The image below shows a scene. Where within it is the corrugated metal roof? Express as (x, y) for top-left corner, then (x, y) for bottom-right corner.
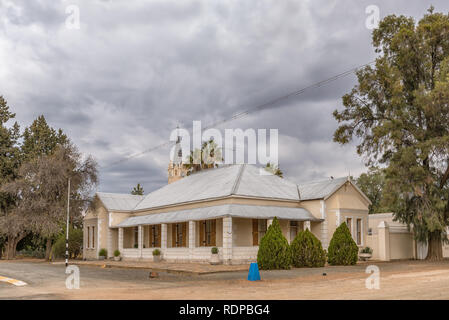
(297, 177), (348, 200)
(97, 165), (358, 212)
(117, 204), (321, 227)
(96, 192), (145, 211)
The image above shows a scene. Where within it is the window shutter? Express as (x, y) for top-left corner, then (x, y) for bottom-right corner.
(157, 225), (161, 247)
(211, 219), (216, 246)
(182, 222), (187, 247)
(148, 226), (153, 247)
(252, 219), (258, 246)
(172, 224), (176, 247)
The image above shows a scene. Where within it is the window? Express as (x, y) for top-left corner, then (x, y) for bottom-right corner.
(346, 218), (352, 239)
(172, 223), (187, 247)
(149, 225), (161, 247)
(289, 221), (298, 242)
(91, 226), (95, 249)
(134, 227), (139, 248)
(87, 226), (90, 249)
(200, 220), (216, 246)
(356, 219), (362, 245)
(252, 219), (267, 245)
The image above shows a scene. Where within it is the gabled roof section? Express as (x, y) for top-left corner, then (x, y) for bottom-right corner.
(96, 192), (145, 211)
(297, 176), (372, 204)
(297, 177), (348, 200)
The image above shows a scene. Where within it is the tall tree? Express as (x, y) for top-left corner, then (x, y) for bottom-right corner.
(183, 139), (222, 174)
(22, 115), (67, 160)
(333, 8), (449, 260)
(0, 96), (22, 259)
(356, 167), (391, 214)
(131, 183), (144, 195)
(2, 143), (98, 260)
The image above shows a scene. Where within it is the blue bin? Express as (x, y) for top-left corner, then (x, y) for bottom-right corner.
(247, 262), (261, 281)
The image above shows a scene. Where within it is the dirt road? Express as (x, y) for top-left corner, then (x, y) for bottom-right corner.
(0, 259), (448, 299)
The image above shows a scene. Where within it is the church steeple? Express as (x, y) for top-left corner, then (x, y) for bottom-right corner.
(168, 126), (188, 184)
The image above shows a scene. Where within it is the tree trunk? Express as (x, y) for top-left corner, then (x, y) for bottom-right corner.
(6, 237), (16, 259)
(45, 238), (52, 261)
(426, 231), (443, 261)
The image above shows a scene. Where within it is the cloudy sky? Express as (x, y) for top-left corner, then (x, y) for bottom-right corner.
(1, 0), (449, 194)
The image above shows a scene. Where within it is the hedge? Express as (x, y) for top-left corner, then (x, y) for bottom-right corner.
(290, 229), (326, 267)
(327, 223), (358, 265)
(257, 217), (291, 270)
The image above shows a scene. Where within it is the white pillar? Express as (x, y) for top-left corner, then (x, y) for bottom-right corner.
(107, 228), (113, 258)
(378, 221), (390, 261)
(118, 227), (124, 253)
(189, 221), (196, 261)
(138, 225), (143, 258)
(222, 217), (233, 265)
(320, 200), (328, 249)
(304, 221), (311, 231)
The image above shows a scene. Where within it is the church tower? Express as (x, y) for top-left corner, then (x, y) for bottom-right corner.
(168, 134), (188, 184)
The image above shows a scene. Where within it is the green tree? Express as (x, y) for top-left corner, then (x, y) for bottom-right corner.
(290, 229), (326, 268)
(2, 143), (98, 260)
(131, 183), (144, 195)
(356, 167), (392, 214)
(264, 162), (283, 178)
(333, 8), (449, 260)
(0, 96), (23, 259)
(21, 115), (67, 160)
(183, 139), (223, 174)
(257, 217), (291, 270)
(327, 223), (359, 266)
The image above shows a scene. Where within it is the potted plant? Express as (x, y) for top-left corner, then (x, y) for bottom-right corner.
(152, 249), (161, 262)
(113, 249), (121, 261)
(359, 247), (373, 261)
(210, 247), (220, 265)
(99, 248), (107, 260)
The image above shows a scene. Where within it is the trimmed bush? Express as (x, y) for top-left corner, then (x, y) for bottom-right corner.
(211, 247), (218, 254)
(99, 248), (107, 257)
(257, 217), (291, 270)
(152, 249), (161, 256)
(290, 229), (326, 268)
(327, 223), (358, 265)
(114, 249), (120, 257)
(52, 227), (83, 259)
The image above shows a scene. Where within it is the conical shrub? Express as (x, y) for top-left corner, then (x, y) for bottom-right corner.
(327, 223), (358, 265)
(257, 217), (291, 270)
(290, 229), (326, 268)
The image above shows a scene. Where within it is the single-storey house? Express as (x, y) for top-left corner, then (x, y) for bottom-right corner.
(83, 162), (372, 264)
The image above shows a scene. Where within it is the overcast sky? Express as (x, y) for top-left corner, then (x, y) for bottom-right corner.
(1, 0), (449, 194)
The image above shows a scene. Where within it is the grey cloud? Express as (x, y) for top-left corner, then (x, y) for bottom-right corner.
(2, 0), (449, 194)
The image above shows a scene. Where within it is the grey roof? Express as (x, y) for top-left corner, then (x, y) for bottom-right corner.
(96, 192), (145, 211)
(134, 164), (300, 210)
(97, 164), (364, 212)
(117, 204), (321, 227)
(297, 177), (348, 200)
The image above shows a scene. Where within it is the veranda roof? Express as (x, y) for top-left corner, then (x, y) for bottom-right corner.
(116, 204), (321, 228)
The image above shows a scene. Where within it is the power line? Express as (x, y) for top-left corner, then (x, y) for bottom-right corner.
(103, 60), (376, 169)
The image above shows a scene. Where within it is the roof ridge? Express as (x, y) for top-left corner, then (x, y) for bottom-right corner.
(298, 176), (347, 186)
(231, 164), (245, 195)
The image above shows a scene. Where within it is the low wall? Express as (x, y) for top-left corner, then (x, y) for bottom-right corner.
(120, 246), (257, 264)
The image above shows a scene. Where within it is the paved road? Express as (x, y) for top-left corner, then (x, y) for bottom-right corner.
(1, 259), (449, 299)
